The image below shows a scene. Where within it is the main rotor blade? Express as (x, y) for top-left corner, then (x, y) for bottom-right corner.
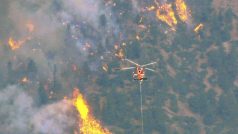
(145, 68), (157, 73)
(141, 62), (157, 67)
(117, 66), (135, 71)
(123, 58), (139, 66)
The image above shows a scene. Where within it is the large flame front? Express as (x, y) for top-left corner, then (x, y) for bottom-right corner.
(175, 0), (190, 22)
(156, 3), (177, 30)
(73, 88), (111, 134)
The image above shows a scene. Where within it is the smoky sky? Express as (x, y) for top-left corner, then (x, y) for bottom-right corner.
(0, 0), (125, 133)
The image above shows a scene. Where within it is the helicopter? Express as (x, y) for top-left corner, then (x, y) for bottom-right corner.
(115, 58), (157, 82)
(114, 58), (158, 134)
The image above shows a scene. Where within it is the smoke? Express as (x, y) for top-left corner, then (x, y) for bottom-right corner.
(0, 85), (76, 134)
(32, 100), (76, 134)
(0, 0), (121, 77)
(61, 0), (101, 24)
(0, 0), (149, 133)
(0, 85), (34, 134)
(0, 0), (124, 96)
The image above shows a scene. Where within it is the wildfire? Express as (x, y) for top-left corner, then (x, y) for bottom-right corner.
(156, 3), (177, 30)
(147, 6), (156, 11)
(73, 88), (111, 134)
(8, 36), (31, 50)
(194, 23), (204, 33)
(21, 76), (29, 83)
(8, 21), (34, 50)
(8, 37), (23, 50)
(175, 0), (190, 22)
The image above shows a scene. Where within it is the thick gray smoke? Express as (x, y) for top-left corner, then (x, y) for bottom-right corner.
(0, 0), (123, 133)
(0, 85), (76, 134)
(0, 0), (120, 81)
(0, 0), (122, 94)
(0, 0), (161, 133)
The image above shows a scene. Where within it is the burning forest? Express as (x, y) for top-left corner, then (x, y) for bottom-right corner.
(73, 88), (111, 134)
(0, 0), (237, 134)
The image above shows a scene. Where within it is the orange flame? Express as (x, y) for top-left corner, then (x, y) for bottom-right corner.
(73, 88), (111, 134)
(8, 37), (31, 50)
(175, 0), (190, 22)
(156, 3), (177, 30)
(194, 23), (204, 33)
(8, 21), (34, 50)
(8, 37), (23, 50)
